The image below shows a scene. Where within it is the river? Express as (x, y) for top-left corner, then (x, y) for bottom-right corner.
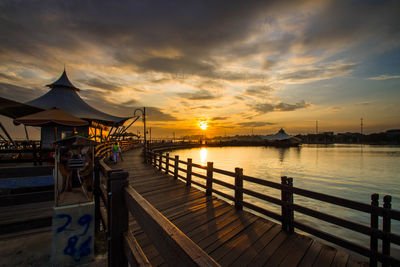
(169, 144), (400, 253)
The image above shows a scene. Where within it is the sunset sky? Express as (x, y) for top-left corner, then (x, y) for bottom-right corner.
(0, 0), (399, 139)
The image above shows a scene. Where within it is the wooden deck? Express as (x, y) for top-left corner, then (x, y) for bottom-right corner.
(115, 148), (367, 267)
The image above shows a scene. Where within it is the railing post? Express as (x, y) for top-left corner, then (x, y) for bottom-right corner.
(206, 162), (213, 196)
(174, 155), (179, 179)
(144, 147), (148, 163)
(153, 152), (156, 167)
(287, 177), (294, 233)
(107, 171), (129, 267)
(165, 153), (170, 174)
(94, 158), (101, 234)
(235, 168), (243, 210)
(158, 152), (162, 171)
(281, 176), (288, 231)
(382, 195), (392, 267)
(370, 193), (379, 267)
(187, 158), (192, 186)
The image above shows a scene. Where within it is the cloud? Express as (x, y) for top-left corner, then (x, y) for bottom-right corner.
(356, 102), (372, 106)
(251, 100), (310, 114)
(329, 106), (342, 112)
(145, 107), (178, 121)
(121, 99), (138, 107)
(178, 89), (220, 100)
(262, 59), (277, 70)
(83, 78), (123, 91)
(136, 57), (215, 76)
(278, 63), (356, 83)
(80, 89), (177, 121)
(0, 82), (44, 102)
(237, 121), (276, 127)
(367, 75), (400, 81)
(243, 85), (274, 97)
(212, 116), (229, 121)
(300, 1), (400, 52)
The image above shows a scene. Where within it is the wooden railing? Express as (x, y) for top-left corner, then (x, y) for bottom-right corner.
(145, 148), (400, 267)
(95, 140), (138, 159)
(94, 157), (220, 267)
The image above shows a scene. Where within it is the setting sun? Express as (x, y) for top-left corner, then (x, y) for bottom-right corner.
(199, 121), (208, 130)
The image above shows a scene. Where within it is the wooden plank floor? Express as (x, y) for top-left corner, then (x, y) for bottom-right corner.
(115, 148), (368, 267)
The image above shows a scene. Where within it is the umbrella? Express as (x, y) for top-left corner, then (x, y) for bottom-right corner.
(14, 108), (89, 127)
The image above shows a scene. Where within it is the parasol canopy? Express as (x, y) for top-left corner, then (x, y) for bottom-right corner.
(14, 108), (89, 127)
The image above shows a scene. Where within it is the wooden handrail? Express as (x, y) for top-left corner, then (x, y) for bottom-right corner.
(124, 185), (220, 266)
(94, 155), (219, 267)
(145, 147), (400, 266)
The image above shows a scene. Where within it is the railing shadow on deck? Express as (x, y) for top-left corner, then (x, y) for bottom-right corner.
(144, 146), (400, 267)
(94, 157), (220, 267)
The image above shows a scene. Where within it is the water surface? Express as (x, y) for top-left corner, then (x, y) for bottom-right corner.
(170, 144), (400, 252)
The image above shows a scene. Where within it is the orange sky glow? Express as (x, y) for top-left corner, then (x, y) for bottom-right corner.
(0, 1), (399, 139)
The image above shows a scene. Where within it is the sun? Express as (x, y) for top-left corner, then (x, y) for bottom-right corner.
(199, 121), (208, 130)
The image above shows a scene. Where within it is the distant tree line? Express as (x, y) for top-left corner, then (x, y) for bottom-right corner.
(296, 129), (400, 145)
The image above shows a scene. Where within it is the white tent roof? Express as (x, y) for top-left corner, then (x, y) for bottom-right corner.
(261, 128), (292, 141)
(26, 70), (129, 126)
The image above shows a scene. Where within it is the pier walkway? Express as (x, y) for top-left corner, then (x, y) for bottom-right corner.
(114, 148), (366, 266)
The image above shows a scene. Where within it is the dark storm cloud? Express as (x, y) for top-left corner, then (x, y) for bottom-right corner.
(0, 1), (277, 64)
(178, 89), (220, 100)
(0, 0), (308, 82)
(243, 85), (274, 97)
(0, 1), (398, 79)
(300, 1), (400, 52)
(251, 100), (310, 114)
(237, 121), (275, 127)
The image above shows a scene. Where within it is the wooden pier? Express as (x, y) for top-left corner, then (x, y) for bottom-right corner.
(106, 148), (369, 266)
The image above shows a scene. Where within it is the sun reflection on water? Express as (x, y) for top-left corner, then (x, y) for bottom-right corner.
(200, 147), (207, 164)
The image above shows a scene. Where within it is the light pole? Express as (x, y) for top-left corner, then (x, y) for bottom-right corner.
(134, 107), (146, 146)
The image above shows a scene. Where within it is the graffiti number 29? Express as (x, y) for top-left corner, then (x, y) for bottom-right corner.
(57, 213), (93, 262)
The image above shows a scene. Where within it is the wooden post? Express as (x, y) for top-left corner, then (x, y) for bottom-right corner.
(165, 153), (170, 174)
(287, 177), (294, 233)
(94, 159), (101, 234)
(174, 155), (179, 179)
(382, 195), (392, 267)
(144, 147), (148, 164)
(32, 144), (37, 166)
(153, 153), (156, 167)
(187, 158), (192, 186)
(206, 162), (213, 196)
(107, 171), (129, 267)
(158, 153), (162, 171)
(235, 168), (243, 210)
(370, 193), (379, 267)
(281, 176), (288, 231)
